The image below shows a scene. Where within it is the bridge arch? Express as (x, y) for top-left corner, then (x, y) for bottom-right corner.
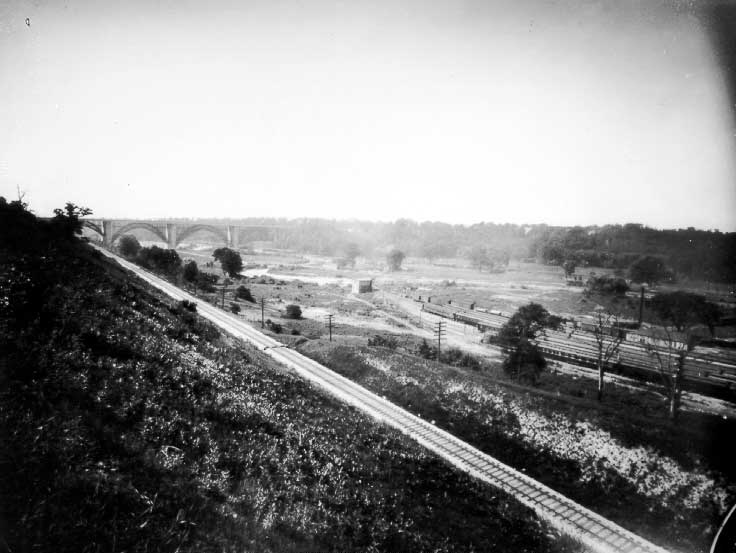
(175, 224), (229, 247)
(110, 222), (168, 245)
(82, 220), (104, 239)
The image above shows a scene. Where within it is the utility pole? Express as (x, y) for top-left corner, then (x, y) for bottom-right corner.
(260, 297), (265, 328)
(433, 320), (446, 361)
(638, 285), (645, 327)
(325, 314), (333, 341)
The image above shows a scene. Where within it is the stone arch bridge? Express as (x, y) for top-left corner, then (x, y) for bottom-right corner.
(82, 219), (287, 250)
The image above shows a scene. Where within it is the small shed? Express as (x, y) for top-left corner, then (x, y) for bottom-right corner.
(353, 279), (373, 294)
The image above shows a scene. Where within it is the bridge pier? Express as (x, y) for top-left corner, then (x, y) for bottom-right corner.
(166, 223), (177, 249)
(103, 220), (114, 247)
(228, 225), (239, 249)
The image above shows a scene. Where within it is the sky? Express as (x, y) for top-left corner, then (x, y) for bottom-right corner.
(1, 0), (735, 230)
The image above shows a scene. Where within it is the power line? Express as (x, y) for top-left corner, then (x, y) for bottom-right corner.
(324, 314), (334, 341)
(433, 320), (446, 361)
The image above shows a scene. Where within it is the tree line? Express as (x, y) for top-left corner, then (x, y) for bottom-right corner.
(218, 218), (734, 282)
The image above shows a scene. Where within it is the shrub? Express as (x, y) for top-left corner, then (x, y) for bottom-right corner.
(235, 285), (255, 302)
(417, 339), (436, 359)
(230, 302), (241, 315)
(368, 334), (398, 349)
(290, 328), (300, 336)
(440, 348), (483, 370)
(586, 275), (629, 295)
(284, 304), (302, 319)
(180, 300), (197, 312)
(183, 260), (199, 286)
(196, 273), (218, 293)
(136, 246), (182, 278)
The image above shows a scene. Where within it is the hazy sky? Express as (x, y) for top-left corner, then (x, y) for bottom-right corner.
(1, 0), (735, 230)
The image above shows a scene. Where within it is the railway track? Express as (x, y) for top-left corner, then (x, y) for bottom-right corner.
(419, 299), (736, 396)
(95, 246), (672, 553)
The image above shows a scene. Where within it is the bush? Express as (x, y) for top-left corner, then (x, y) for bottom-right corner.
(586, 275), (629, 295)
(195, 272), (218, 293)
(267, 321), (283, 334)
(284, 304), (302, 319)
(183, 260), (199, 286)
(417, 339), (436, 359)
(235, 285), (255, 302)
(230, 302), (241, 315)
(290, 328), (300, 336)
(440, 348), (483, 370)
(118, 234), (141, 258)
(368, 334), (398, 349)
(180, 300), (197, 312)
(136, 246), (182, 278)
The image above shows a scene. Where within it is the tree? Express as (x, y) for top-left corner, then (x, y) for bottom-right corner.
(284, 304), (302, 319)
(213, 248), (242, 308)
(646, 328), (696, 422)
(502, 341), (547, 384)
(629, 255), (671, 285)
(51, 202), (93, 239)
(497, 303), (561, 384)
(585, 275), (629, 295)
(137, 246), (182, 278)
(344, 242), (360, 266)
(183, 260), (199, 293)
(646, 292), (719, 420)
(589, 310), (625, 401)
(650, 291), (721, 335)
(195, 272), (218, 293)
(468, 245), (490, 272)
(212, 247), (243, 278)
(235, 285), (255, 302)
(562, 259), (577, 278)
(386, 249), (405, 271)
(118, 235), (141, 259)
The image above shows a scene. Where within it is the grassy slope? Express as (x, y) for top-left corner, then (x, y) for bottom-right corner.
(298, 341), (736, 553)
(0, 243), (574, 553)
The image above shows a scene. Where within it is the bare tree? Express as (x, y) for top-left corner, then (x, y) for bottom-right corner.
(590, 310), (625, 401)
(645, 327), (696, 421)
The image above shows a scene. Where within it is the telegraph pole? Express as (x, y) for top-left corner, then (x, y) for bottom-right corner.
(260, 297), (265, 328)
(325, 314), (333, 341)
(433, 320), (446, 361)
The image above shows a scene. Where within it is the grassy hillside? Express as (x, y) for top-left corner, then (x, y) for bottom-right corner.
(0, 201), (575, 552)
(298, 341), (736, 553)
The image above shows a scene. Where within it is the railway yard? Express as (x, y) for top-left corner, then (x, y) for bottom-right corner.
(413, 296), (736, 399)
